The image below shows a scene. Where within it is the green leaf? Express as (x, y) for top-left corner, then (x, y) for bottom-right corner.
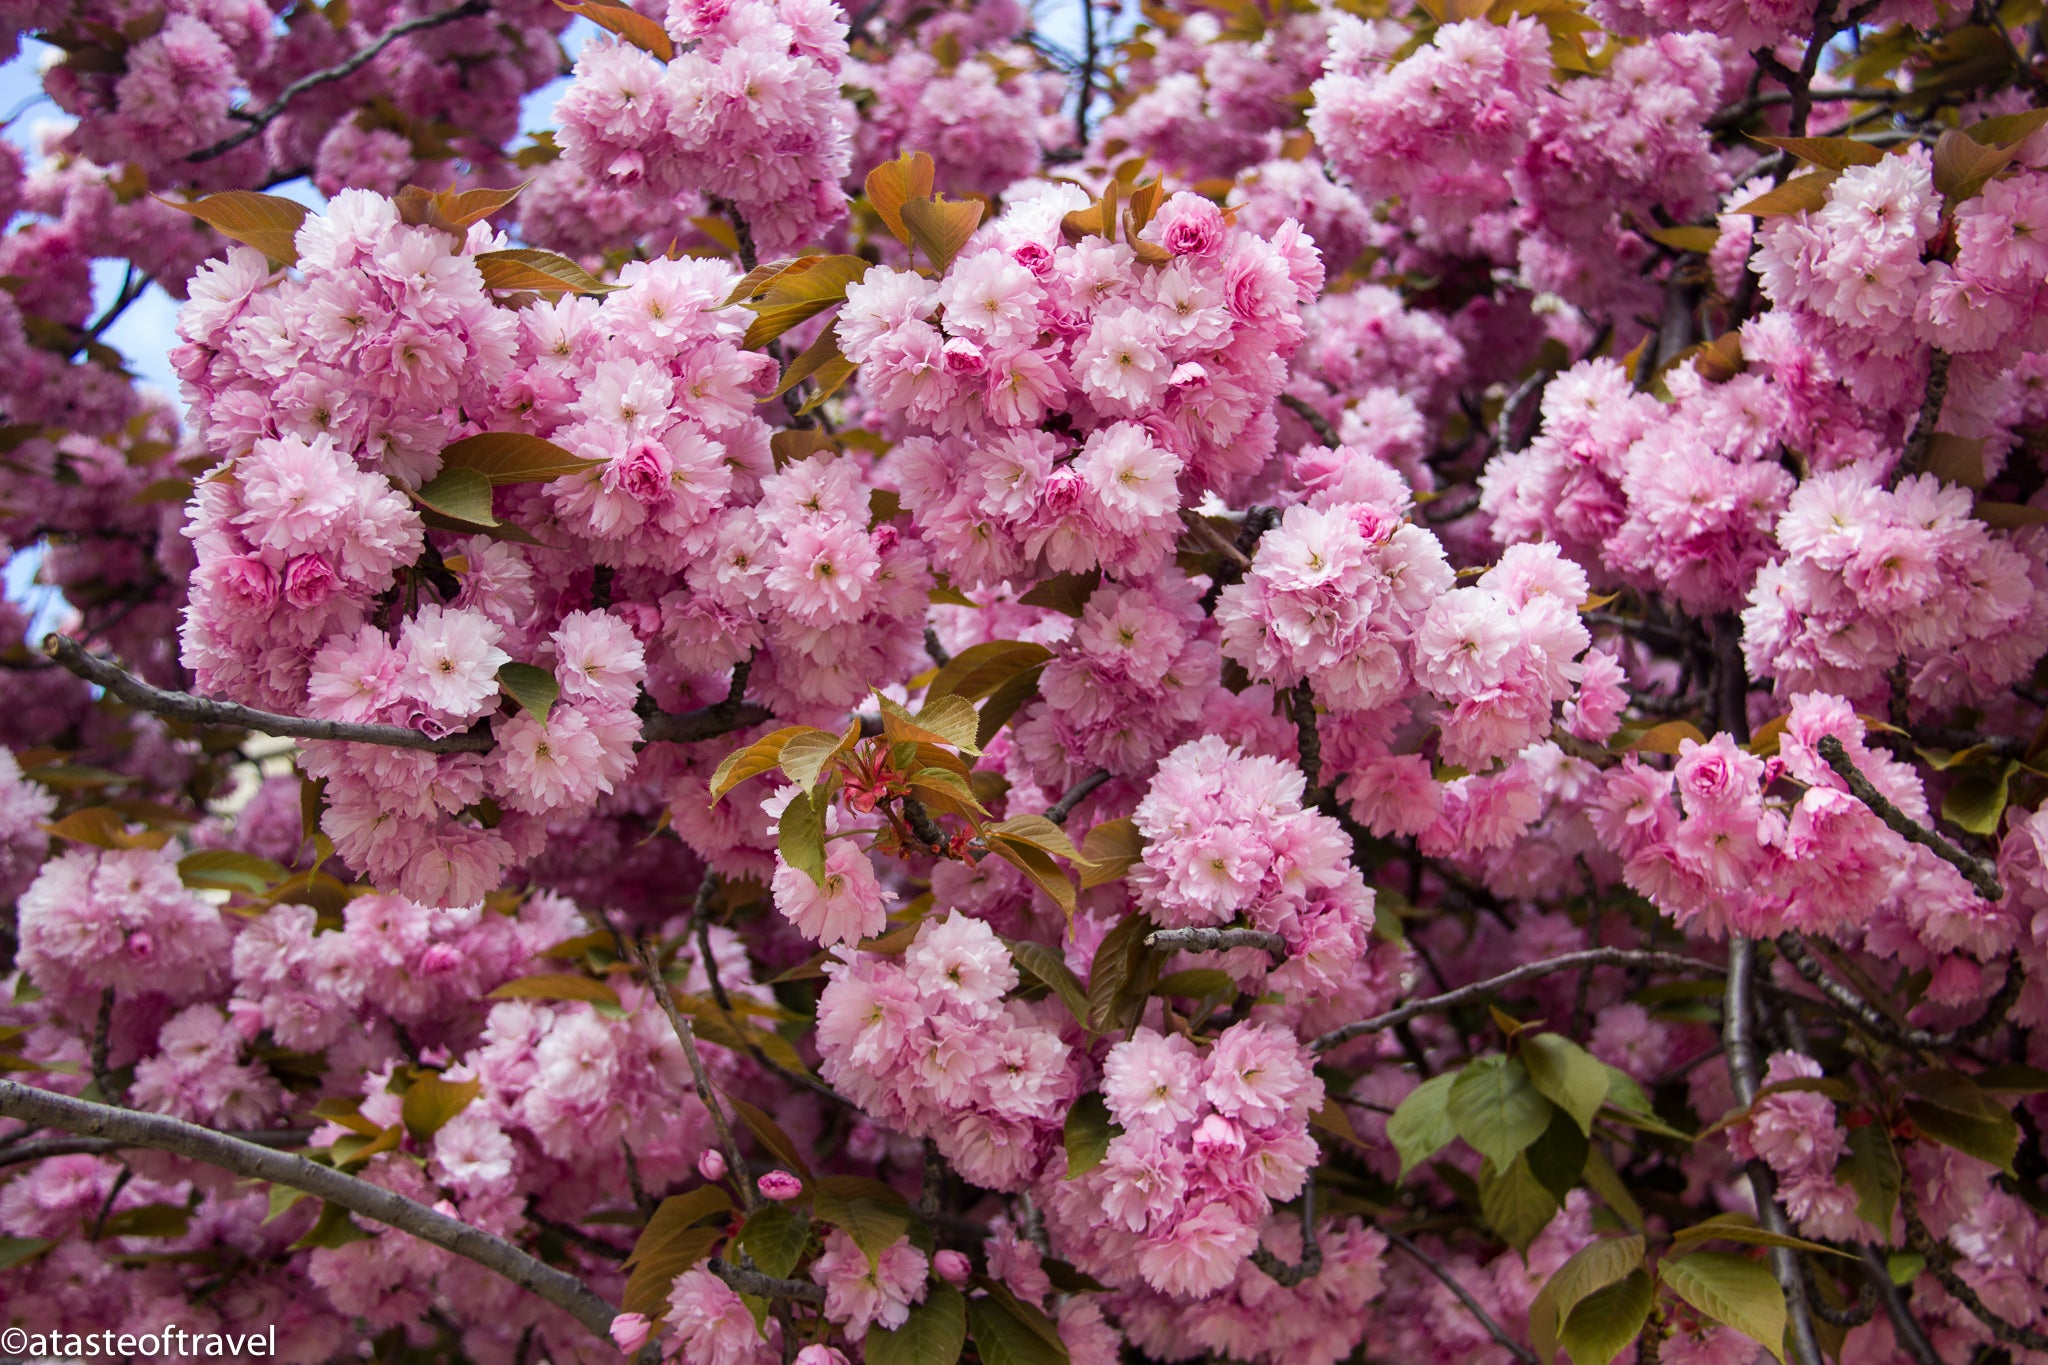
(1153, 968), (1235, 998)
(1941, 760), (2016, 836)
(622, 1222), (724, 1315)
(1975, 500), (2048, 528)
(1583, 1148), (1646, 1231)
(177, 848), (285, 896)
(1903, 1069), (2018, 1174)
(1388, 1073), (1459, 1180)
(867, 1283), (967, 1365)
(1746, 134), (1886, 170)
(710, 726), (828, 802)
(1449, 1055), (1556, 1170)
(1064, 1092), (1117, 1178)
(1662, 1251), (1787, 1362)
(780, 726), (854, 792)
(1084, 913), (1158, 1033)
(1670, 1214), (1851, 1257)
(1007, 938), (1089, 1024)
(811, 1186), (909, 1265)
(290, 1201), (375, 1250)
(265, 1183), (311, 1223)
(413, 466), (497, 526)
(1479, 1153), (1558, 1254)
(497, 662), (559, 723)
(967, 1287), (1070, 1365)
(1559, 1269), (1655, 1365)
(1838, 1124), (1901, 1233)
(0, 1235), (53, 1269)
(738, 1205), (810, 1280)
(625, 1187), (734, 1267)
(723, 1089), (814, 1182)
(98, 1201), (193, 1240)
(1933, 127), (2019, 205)
(1972, 1064), (2048, 1095)
(1526, 1103), (1592, 1203)
(1017, 570), (1100, 617)
(400, 1072), (482, 1144)
(1529, 1235), (1647, 1364)
(486, 973), (622, 1006)
(975, 664), (1045, 747)
(877, 692), (981, 754)
(1524, 1033), (1611, 1136)
(928, 641), (1055, 703)
(1646, 225), (1719, 253)
(472, 248), (617, 297)
(778, 790), (828, 885)
(1077, 818), (1143, 889)
(439, 431), (604, 482)
(1963, 107), (2048, 147)
(159, 190), (308, 264)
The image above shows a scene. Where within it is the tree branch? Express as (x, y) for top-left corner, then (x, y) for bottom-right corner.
(1725, 938), (1826, 1365)
(1146, 927), (1286, 958)
(705, 1256), (826, 1304)
(1278, 393), (1341, 449)
(1860, 1243), (1942, 1365)
(630, 935), (758, 1211)
(187, 1), (492, 162)
(1045, 768), (1111, 826)
(1311, 949), (1727, 1052)
(0, 1080), (618, 1338)
(0, 1128), (313, 1170)
(1383, 1231), (1538, 1365)
(1898, 349), (1951, 481)
(1774, 933), (2021, 1050)
(1814, 735), (2002, 901)
(1248, 1182), (1322, 1287)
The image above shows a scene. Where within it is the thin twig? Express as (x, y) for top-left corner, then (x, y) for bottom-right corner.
(187, 1), (492, 162)
(1074, 0), (1099, 148)
(705, 1256), (826, 1304)
(1814, 736), (2002, 901)
(0, 1079), (618, 1338)
(629, 936), (757, 1211)
(1146, 927), (1286, 958)
(1903, 1181), (2048, 1351)
(1898, 349), (1951, 481)
(1045, 768), (1111, 826)
(1775, 933), (2021, 1050)
(89, 988), (120, 1103)
(1383, 1231), (1539, 1365)
(1311, 949), (1728, 1052)
(1279, 393), (1341, 449)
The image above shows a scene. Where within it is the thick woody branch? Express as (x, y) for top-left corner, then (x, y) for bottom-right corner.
(47, 634), (493, 753)
(1726, 938), (1825, 1365)
(0, 1080), (618, 1338)
(1814, 735), (2003, 902)
(188, 1), (492, 162)
(0, 1127), (312, 1170)
(705, 1256), (826, 1304)
(1903, 1182), (2048, 1351)
(1860, 1243), (1942, 1365)
(1147, 927), (1286, 958)
(1311, 948), (1727, 1052)
(52, 634), (767, 756)
(1898, 349), (1951, 480)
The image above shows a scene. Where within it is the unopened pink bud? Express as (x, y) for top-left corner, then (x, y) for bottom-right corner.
(933, 1250), (972, 1286)
(609, 1311), (652, 1354)
(757, 1169), (803, 1201)
(697, 1149), (727, 1183)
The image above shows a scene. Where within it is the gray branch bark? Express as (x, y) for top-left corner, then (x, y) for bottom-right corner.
(0, 1080), (619, 1339)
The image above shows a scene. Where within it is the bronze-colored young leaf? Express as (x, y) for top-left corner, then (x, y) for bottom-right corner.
(555, 0), (675, 60)
(711, 726), (829, 802)
(740, 255), (872, 350)
(1933, 127), (2018, 206)
(473, 248), (616, 296)
(928, 641), (1055, 703)
(865, 151), (937, 245)
(400, 1073), (482, 1144)
(177, 848), (285, 896)
(900, 195), (986, 272)
(158, 191), (309, 265)
(1747, 134), (1886, 170)
(770, 428), (838, 467)
(769, 326), (851, 402)
(485, 973), (622, 1006)
(1730, 171), (1839, 217)
(1077, 817), (1142, 888)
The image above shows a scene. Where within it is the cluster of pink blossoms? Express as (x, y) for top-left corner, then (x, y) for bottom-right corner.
(1039, 1021), (1322, 1298)
(845, 43), (1065, 199)
(815, 914), (1077, 1190)
(555, 0), (854, 258)
(1131, 736), (1377, 998)
(1726, 1052), (1866, 1241)
(873, 185), (1322, 584)
(1741, 466), (2048, 710)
